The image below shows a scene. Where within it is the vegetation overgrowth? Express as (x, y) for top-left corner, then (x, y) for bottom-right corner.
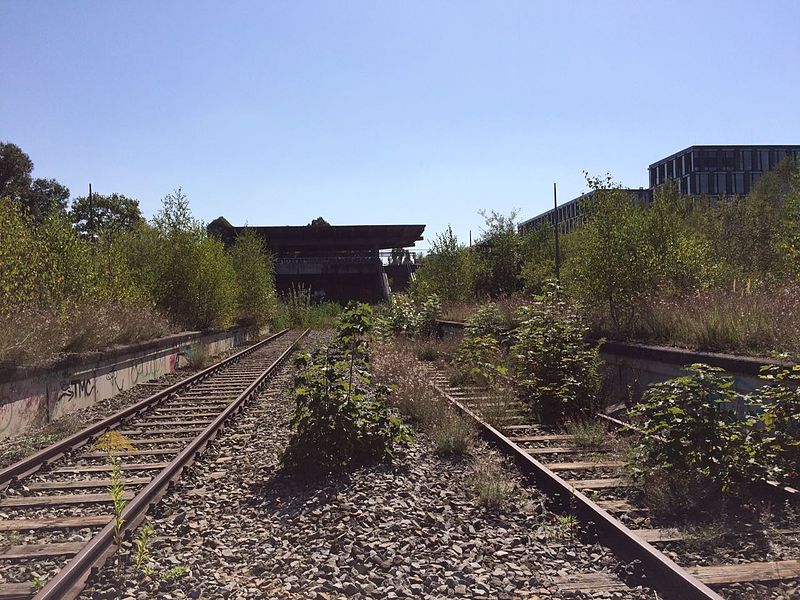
(628, 363), (800, 501)
(0, 173), (277, 365)
(415, 159), (800, 358)
(0, 142), (354, 367)
(281, 304), (412, 479)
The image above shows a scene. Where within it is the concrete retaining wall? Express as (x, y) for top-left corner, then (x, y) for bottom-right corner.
(0, 326), (264, 440)
(436, 320), (788, 408)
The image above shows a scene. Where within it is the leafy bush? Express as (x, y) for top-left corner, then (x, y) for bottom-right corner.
(379, 293), (441, 337)
(452, 303), (509, 385)
(412, 226), (477, 303)
(629, 364), (767, 495)
(229, 228), (275, 326)
(752, 364), (800, 486)
(510, 288), (602, 424)
(282, 306), (412, 478)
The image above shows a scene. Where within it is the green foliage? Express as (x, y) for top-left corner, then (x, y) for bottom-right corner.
(519, 223), (556, 294)
(629, 364), (767, 494)
(453, 304), (510, 385)
(379, 293), (441, 337)
(562, 176), (653, 331)
(70, 192), (143, 238)
(282, 305), (412, 478)
(0, 142), (70, 221)
(752, 364), (800, 486)
(152, 189), (238, 329)
(473, 209), (523, 297)
(228, 228), (275, 326)
(412, 225), (477, 303)
(510, 287), (602, 424)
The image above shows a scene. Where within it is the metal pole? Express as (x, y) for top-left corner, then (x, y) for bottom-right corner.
(554, 182), (560, 285)
(88, 183), (93, 237)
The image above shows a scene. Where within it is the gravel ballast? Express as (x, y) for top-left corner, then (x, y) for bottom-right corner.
(78, 336), (656, 600)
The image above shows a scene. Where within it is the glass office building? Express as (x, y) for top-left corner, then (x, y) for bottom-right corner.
(649, 145), (800, 196)
(518, 144), (800, 235)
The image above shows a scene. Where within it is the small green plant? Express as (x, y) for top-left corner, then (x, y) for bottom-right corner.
(431, 413), (475, 456)
(479, 386), (520, 428)
(472, 460), (514, 508)
(133, 524), (155, 572)
(751, 364), (800, 487)
(160, 565), (189, 581)
(282, 304), (413, 479)
(94, 431), (136, 586)
(31, 575), (45, 591)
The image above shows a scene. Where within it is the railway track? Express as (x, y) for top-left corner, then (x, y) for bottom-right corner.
(424, 365), (800, 600)
(0, 328), (309, 600)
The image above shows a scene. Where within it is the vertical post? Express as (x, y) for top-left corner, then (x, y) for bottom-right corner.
(88, 183), (93, 238)
(553, 182), (561, 285)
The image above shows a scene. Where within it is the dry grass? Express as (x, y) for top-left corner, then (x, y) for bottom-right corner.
(441, 295), (527, 326)
(185, 346), (210, 369)
(472, 458), (515, 508)
(593, 286), (800, 359)
(0, 302), (174, 368)
(431, 413), (475, 456)
(372, 337), (476, 456)
(564, 419), (610, 452)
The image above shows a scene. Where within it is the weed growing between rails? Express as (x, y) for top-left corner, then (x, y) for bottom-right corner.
(281, 303), (412, 480)
(93, 431), (137, 595)
(626, 362), (800, 522)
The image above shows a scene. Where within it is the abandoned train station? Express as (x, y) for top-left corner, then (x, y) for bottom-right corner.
(208, 218), (425, 303)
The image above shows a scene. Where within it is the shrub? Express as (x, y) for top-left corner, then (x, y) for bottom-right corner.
(452, 303), (510, 385)
(229, 228), (275, 326)
(379, 293), (442, 338)
(751, 364), (800, 487)
(510, 288), (602, 424)
(282, 307), (412, 479)
(628, 364), (767, 495)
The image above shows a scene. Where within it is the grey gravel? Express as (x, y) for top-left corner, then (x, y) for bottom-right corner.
(77, 331), (657, 600)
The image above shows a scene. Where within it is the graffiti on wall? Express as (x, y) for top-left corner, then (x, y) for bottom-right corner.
(57, 378), (96, 404)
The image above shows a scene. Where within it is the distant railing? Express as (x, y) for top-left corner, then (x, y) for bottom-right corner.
(379, 250), (417, 267)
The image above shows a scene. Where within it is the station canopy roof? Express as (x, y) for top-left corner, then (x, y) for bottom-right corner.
(233, 224), (425, 253)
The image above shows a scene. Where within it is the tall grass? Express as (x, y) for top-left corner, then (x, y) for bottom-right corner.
(593, 287), (800, 358)
(372, 337), (475, 455)
(270, 286), (342, 330)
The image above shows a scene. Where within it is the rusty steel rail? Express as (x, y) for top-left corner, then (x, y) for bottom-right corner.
(431, 380), (723, 600)
(33, 328), (309, 600)
(0, 330), (288, 489)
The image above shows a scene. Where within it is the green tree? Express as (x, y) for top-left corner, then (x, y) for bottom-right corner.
(0, 142), (33, 201)
(228, 228), (275, 326)
(563, 175), (651, 331)
(473, 209), (522, 297)
(70, 192), (143, 238)
(0, 143), (70, 221)
(519, 223), (556, 294)
(412, 225), (476, 303)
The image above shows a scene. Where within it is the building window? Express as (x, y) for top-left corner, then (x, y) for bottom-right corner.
(734, 173), (744, 194)
(743, 150), (752, 170)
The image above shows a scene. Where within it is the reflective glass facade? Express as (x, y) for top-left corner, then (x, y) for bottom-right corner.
(519, 144), (800, 236)
(648, 145), (800, 196)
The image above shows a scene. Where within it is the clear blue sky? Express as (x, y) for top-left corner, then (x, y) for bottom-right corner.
(2, 1), (799, 250)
